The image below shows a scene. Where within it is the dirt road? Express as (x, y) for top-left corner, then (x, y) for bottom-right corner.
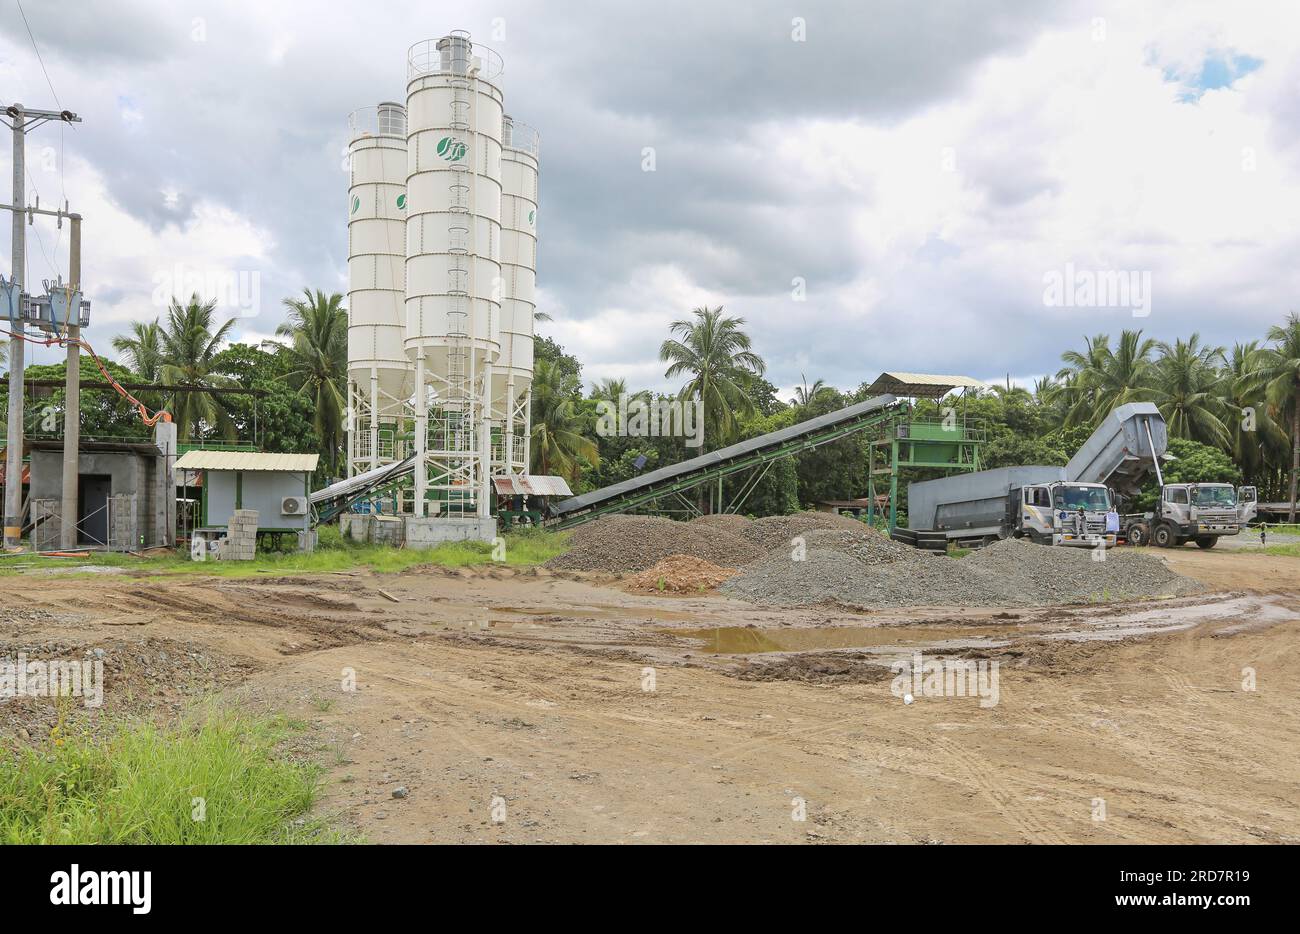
(3, 550), (1298, 844)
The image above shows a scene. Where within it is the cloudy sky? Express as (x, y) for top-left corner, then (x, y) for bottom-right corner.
(2, 0), (1298, 398)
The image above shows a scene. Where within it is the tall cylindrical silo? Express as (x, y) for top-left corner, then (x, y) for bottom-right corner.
(347, 101), (411, 479)
(494, 115), (538, 476)
(404, 31), (504, 518)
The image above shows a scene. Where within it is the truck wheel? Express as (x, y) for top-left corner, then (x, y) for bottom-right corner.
(1127, 524), (1149, 546)
(1153, 524), (1177, 548)
(1195, 536), (1217, 549)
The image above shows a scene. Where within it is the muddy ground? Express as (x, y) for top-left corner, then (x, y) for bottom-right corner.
(2, 545), (1298, 844)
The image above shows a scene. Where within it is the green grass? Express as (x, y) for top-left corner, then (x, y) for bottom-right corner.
(0, 710), (340, 844)
(0, 525), (571, 580)
(1255, 522), (1300, 536)
(1263, 543), (1300, 558)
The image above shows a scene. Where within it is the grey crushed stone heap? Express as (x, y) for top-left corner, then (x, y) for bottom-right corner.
(721, 531), (1197, 608)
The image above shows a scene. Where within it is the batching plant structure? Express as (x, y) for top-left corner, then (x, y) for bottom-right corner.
(345, 30), (538, 539)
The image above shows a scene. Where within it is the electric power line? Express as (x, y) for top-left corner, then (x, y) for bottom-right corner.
(14, 0), (63, 112)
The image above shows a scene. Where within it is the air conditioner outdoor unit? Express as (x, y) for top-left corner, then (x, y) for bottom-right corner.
(281, 496), (308, 516)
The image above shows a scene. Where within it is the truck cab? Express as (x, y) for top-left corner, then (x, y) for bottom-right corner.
(1012, 481), (1116, 548)
(1124, 483), (1256, 549)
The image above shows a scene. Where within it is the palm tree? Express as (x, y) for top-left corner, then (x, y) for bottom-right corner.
(277, 288), (348, 475)
(1149, 334), (1229, 447)
(1055, 330), (1156, 426)
(659, 306), (766, 448)
(590, 377), (628, 402)
(112, 320), (165, 381)
(158, 293), (237, 440)
(1259, 313), (1300, 521)
(1223, 341), (1288, 484)
(531, 358), (598, 482)
(791, 374), (830, 409)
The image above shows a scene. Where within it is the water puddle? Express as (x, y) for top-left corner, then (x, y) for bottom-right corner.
(667, 624), (1010, 654)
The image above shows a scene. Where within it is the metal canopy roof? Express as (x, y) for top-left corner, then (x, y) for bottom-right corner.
(864, 372), (987, 399)
(174, 451), (319, 472)
(493, 475), (573, 497)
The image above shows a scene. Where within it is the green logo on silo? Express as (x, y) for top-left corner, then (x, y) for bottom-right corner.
(528, 209), (535, 225)
(396, 194), (407, 210)
(437, 136), (468, 161)
(350, 195), (360, 214)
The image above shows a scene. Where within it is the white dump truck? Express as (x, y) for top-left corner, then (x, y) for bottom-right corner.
(905, 467), (1115, 548)
(1122, 483), (1257, 548)
(901, 403), (1167, 550)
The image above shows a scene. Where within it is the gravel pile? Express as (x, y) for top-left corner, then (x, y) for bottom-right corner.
(721, 535), (1195, 609)
(736, 511), (869, 551)
(623, 555), (737, 594)
(962, 537), (1196, 604)
(546, 515), (765, 572)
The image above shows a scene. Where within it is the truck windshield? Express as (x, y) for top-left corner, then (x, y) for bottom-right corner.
(1192, 486), (1236, 507)
(1053, 486), (1110, 510)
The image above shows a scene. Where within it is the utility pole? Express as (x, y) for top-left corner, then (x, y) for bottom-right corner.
(4, 105), (24, 549)
(1, 103), (81, 549)
(61, 214), (81, 548)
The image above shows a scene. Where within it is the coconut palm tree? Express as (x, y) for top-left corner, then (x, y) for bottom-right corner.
(588, 377), (624, 401)
(276, 288), (348, 475)
(531, 357), (598, 482)
(1055, 330), (1156, 426)
(1223, 341), (1289, 484)
(112, 320), (165, 381)
(158, 293), (237, 440)
(791, 374), (830, 409)
(659, 306), (766, 449)
(1258, 312), (1300, 521)
(1149, 334), (1230, 447)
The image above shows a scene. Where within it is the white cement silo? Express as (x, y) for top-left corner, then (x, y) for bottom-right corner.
(347, 102), (410, 477)
(494, 115), (539, 476)
(404, 31), (505, 518)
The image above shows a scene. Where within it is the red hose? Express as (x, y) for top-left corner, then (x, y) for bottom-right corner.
(2, 325), (172, 427)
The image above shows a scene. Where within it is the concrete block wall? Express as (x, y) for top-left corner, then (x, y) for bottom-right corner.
(339, 513), (370, 543)
(373, 516), (405, 546)
(221, 508), (260, 561)
(110, 493), (139, 552)
(404, 516), (496, 547)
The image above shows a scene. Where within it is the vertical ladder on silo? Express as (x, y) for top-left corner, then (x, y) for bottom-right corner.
(444, 72), (474, 516)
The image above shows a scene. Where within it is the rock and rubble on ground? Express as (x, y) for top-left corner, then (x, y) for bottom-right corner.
(622, 555), (737, 594)
(545, 515), (765, 572)
(721, 534), (1198, 609)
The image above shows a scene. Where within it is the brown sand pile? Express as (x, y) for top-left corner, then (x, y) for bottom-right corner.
(623, 555), (737, 594)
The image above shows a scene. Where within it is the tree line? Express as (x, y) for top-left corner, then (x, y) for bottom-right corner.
(536, 308), (1300, 520)
(5, 296), (1298, 520)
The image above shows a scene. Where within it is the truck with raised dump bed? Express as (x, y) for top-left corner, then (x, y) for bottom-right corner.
(900, 403), (1168, 549)
(1122, 482), (1257, 548)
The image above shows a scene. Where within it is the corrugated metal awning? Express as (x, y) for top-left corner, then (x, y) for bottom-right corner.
(174, 451), (320, 472)
(493, 474), (573, 497)
(864, 372), (987, 399)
